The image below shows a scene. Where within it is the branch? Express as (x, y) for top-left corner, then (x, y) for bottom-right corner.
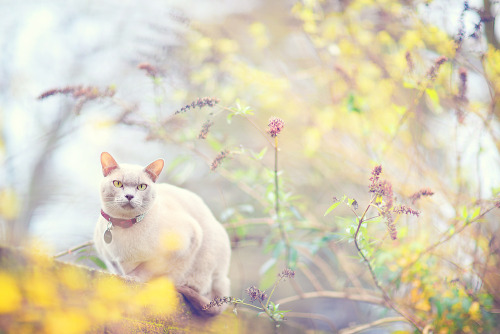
(286, 312), (338, 332)
(339, 317), (408, 334)
(275, 290), (387, 307)
(394, 204), (498, 284)
(53, 240), (94, 258)
(484, 0), (500, 50)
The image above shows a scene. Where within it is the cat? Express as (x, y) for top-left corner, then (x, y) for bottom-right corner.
(93, 152), (231, 316)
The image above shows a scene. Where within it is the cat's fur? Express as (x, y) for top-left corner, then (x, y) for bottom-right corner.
(93, 152), (231, 316)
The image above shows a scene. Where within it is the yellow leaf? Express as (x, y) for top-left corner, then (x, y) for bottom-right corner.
(415, 299), (431, 312)
(249, 22), (269, 49)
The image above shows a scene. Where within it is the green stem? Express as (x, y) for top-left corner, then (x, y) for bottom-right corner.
(237, 301), (264, 310)
(265, 276), (284, 309)
(258, 298), (277, 324)
(353, 197), (422, 332)
(274, 136), (291, 266)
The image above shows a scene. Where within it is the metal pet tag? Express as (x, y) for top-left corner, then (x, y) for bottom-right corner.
(104, 229), (112, 244)
(104, 220), (113, 244)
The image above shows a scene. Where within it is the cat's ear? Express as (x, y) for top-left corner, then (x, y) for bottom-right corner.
(144, 159), (165, 182)
(144, 159), (164, 183)
(101, 152), (119, 177)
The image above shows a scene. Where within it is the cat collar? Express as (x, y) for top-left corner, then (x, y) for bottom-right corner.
(100, 210), (147, 228)
(101, 210), (147, 244)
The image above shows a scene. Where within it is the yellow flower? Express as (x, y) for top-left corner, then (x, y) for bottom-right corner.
(44, 309), (90, 334)
(135, 277), (178, 315)
(58, 266), (87, 291)
(400, 30), (426, 50)
(468, 301), (481, 321)
(25, 271), (59, 308)
(215, 38), (239, 54)
(88, 299), (121, 322)
(95, 276), (128, 305)
(0, 272), (22, 313)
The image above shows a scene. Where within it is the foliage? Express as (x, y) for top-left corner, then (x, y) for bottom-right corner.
(0, 246), (178, 334)
(203, 268), (295, 328)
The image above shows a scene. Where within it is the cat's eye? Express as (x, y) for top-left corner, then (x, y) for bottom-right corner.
(113, 180), (123, 188)
(137, 184), (147, 191)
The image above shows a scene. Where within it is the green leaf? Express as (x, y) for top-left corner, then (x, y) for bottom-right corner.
(87, 255), (107, 269)
(259, 258), (278, 290)
(272, 240), (285, 258)
(252, 147), (268, 160)
(324, 202), (341, 216)
(460, 206), (468, 220)
(470, 207), (481, 220)
(347, 93), (362, 113)
(288, 247), (298, 269)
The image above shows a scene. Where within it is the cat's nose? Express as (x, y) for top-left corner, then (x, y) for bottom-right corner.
(125, 194), (134, 201)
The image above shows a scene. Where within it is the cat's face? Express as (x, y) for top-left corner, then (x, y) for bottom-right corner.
(100, 164), (156, 218)
(99, 153), (164, 218)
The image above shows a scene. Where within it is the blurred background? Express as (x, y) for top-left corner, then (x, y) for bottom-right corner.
(1, 0), (500, 332)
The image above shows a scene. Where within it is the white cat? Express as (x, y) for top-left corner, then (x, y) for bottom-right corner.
(93, 152), (231, 316)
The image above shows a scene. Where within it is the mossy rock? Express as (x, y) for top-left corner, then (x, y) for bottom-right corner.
(0, 246), (296, 334)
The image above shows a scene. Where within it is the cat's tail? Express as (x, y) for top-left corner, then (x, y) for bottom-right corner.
(177, 285), (226, 317)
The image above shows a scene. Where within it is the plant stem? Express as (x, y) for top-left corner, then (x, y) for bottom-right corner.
(274, 136), (292, 266)
(237, 301), (264, 310)
(353, 197), (423, 332)
(258, 298), (277, 325)
(265, 276), (284, 308)
(393, 204), (498, 285)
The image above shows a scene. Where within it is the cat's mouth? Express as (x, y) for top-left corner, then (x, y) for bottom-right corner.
(121, 203), (136, 209)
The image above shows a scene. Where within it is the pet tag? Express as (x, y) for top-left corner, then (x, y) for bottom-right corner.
(104, 230), (113, 244)
(104, 229), (112, 244)
(104, 220), (113, 244)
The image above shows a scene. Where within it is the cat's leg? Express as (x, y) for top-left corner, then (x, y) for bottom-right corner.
(96, 245), (126, 276)
(207, 273), (231, 313)
(211, 274), (230, 300)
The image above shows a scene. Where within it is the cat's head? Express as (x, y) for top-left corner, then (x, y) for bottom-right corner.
(99, 152), (164, 219)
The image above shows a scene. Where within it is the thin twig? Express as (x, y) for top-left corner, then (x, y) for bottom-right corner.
(393, 204), (498, 284)
(276, 290), (387, 307)
(286, 312), (338, 332)
(53, 240), (94, 258)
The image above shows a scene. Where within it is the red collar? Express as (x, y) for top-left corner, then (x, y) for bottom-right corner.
(101, 209), (147, 228)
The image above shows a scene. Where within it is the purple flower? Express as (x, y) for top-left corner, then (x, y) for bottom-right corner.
(268, 117), (285, 138)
